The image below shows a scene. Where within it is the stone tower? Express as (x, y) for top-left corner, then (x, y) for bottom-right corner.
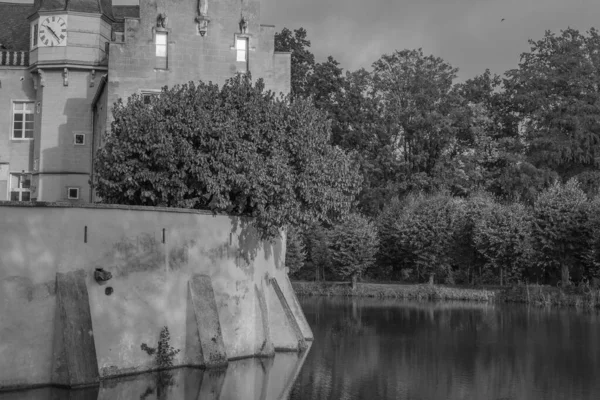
(27, 0), (113, 202)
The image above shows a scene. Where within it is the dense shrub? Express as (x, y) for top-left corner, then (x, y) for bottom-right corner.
(295, 183), (600, 287)
(378, 193), (466, 284)
(285, 226), (306, 276)
(451, 192), (497, 284)
(473, 202), (532, 285)
(94, 74), (361, 239)
(327, 214), (379, 286)
(531, 179), (591, 284)
(301, 223), (332, 281)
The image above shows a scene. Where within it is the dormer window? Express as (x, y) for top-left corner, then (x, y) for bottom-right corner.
(155, 32), (168, 69)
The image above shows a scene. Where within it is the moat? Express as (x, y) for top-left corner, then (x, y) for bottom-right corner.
(4, 297), (600, 400)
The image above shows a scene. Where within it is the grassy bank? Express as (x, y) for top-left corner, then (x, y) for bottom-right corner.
(292, 281), (600, 308)
(292, 281), (498, 302)
(498, 284), (600, 308)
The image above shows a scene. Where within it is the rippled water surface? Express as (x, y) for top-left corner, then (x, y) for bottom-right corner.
(4, 297), (600, 400)
(289, 297), (600, 400)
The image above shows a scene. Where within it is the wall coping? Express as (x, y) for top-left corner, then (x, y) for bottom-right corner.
(0, 201), (228, 216)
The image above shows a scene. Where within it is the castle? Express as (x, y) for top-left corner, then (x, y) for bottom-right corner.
(0, 0), (291, 203)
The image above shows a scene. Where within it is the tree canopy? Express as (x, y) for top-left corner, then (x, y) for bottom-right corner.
(94, 74), (361, 239)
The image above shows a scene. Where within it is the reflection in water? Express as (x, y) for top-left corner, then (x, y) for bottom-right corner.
(0, 348), (311, 400)
(290, 297), (600, 400)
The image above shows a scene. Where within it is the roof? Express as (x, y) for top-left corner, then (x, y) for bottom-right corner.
(31, 0), (115, 20)
(113, 5), (139, 19)
(0, 2), (139, 51)
(0, 3), (33, 51)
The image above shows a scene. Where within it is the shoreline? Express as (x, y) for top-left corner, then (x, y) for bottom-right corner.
(292, 281), (600, 309)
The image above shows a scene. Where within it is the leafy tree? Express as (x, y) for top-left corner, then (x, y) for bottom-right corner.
(473, 202), (533, 285)
(531, 179), (591, 284)
(285, 226), (306, 276)
(581, 197), (600, 281)
(503, 28), (600, 179)
(94, 74), (362, 239)
(379, 193), (465, 284)
(274, 27), (315, 98)
(371, 49), (461, 190)
(305, 56), (345, 111)
(304, 223), (332, 281)
(327, 213), (379, 287)
(450, 192), (496, 285)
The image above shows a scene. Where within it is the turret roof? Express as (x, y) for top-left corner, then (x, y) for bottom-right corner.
(31, 0), (115, 20)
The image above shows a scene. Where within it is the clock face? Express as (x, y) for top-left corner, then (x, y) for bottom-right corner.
(39, 16), (67, 47)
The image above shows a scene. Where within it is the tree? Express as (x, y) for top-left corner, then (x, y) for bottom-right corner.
(94, 74), (362, 239)
(531, 179), (591, 284)
(304, 223), (332, 281)
(274, 27), (315, 98)
(503, 28), (600, 179)
(305, 56), (345, 111)
(327, 213), (379, 288)
(285, 226), (307, 276)
(378, 193), (465, 284)
(473, 202), (533, 286)
(371, 49), (461, 190)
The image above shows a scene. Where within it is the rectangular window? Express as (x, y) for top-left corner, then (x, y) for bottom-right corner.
(10, 173), (32, 202)
(155, 32), (168, 69)
(67, 187), (80, 200)
(12, 102), (34, 139)
(74, 133), (85, 145)
(236, 37), (248, 62)
(33, 24), (38, 48)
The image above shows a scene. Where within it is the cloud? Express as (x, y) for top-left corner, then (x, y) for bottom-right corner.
(263, 0), (600, 81)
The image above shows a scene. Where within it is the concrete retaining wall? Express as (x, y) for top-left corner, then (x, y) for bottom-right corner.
(0, 202), (312, 390)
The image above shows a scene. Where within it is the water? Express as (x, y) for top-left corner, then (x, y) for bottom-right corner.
(289, 297), (600, 400)
(4, 297), (600, 399)
(0, 352), (310, 400)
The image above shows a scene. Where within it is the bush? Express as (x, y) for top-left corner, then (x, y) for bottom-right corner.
(451, 192), (497, 284)
(285, 226), (307, 276)
(327, 214), (379, 286)
(378, 192), (466, 284)
(531, 179), (591, 284)
(473, 202), (532, 285)
(94, 74), (361, 239)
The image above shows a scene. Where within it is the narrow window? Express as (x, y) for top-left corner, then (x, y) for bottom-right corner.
(155, 32), (168, 69)
(10, 173), (32, 202)
(12, 102), (35, 139)
(67, 187), (80, 200)
(236, 37), (248, 62)
(33, 24), (38, 48)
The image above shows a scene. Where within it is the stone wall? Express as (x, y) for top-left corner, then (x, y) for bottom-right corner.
(0, 202), (312, 390)
(105, 0), (291, 127)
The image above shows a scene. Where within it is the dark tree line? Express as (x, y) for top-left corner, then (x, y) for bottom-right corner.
(277, 27), (600, 285)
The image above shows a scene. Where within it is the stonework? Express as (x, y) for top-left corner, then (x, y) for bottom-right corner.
(0, 202), (311, 389)
(0, 0), (291, 203)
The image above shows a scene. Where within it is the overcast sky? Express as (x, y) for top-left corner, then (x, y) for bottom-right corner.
(6, 0), (600, 81)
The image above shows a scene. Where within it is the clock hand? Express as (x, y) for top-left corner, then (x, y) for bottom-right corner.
(43, 25), (61, 41)
(49, 29), (61, 42)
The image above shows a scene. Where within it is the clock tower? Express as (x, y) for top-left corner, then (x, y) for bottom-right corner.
(27, 0), (114, 202)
